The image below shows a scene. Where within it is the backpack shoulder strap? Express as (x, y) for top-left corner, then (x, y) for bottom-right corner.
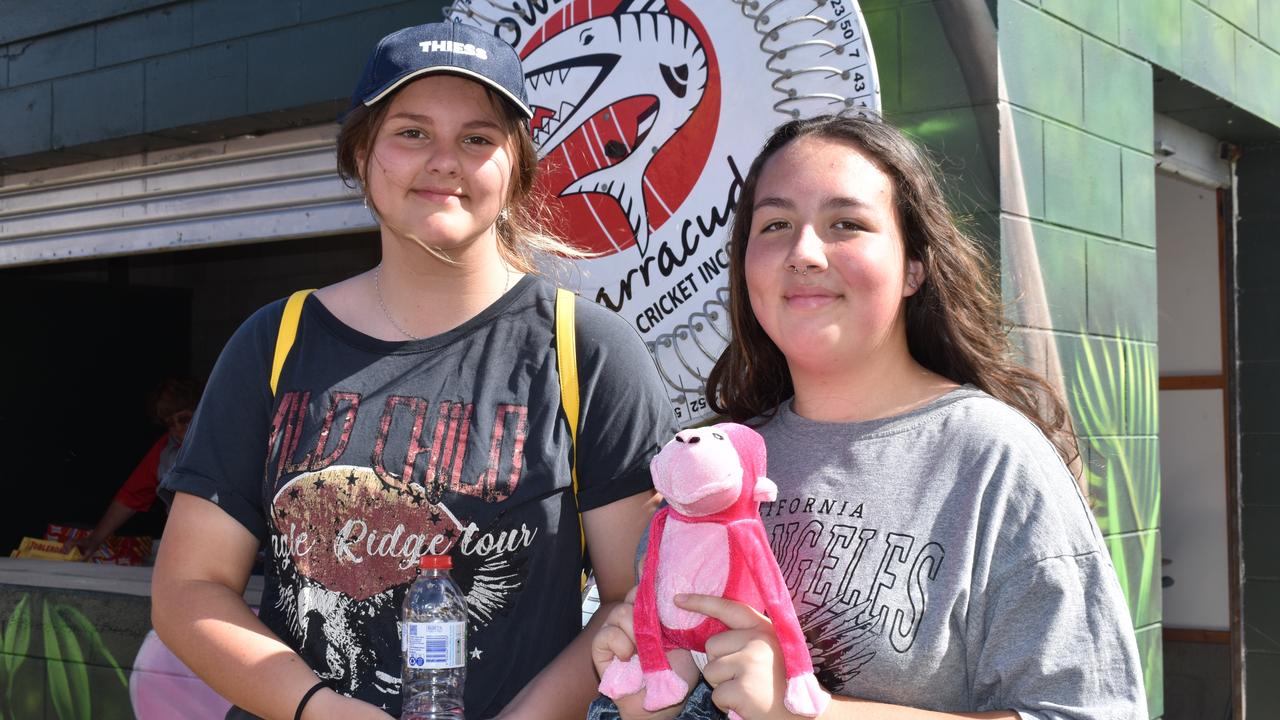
(270, 289), (315, 396)
(554, 288), (584, 559)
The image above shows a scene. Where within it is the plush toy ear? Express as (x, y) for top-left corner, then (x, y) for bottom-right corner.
(754, 477), (778, 502)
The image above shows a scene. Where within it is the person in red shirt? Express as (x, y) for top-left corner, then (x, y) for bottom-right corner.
(71, 378), (202, 560)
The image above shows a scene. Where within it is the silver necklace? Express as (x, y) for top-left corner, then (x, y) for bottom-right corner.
(374, 265), (422, 341)
(373, 264), (514, 342)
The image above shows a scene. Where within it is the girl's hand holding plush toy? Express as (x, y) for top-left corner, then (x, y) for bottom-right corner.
(677, 592), (818, 720)
(591, 586), (699, 720)
(595, 423), (830, 720)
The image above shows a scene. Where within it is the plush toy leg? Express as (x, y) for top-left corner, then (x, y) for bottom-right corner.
(598, 656), (644, 698)
(640, 669), (690, 712)
(782, 673), (831, 717)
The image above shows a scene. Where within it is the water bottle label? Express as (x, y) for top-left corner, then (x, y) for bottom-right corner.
(405, 621), (465, 669)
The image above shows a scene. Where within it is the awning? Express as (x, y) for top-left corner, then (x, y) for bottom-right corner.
(0, 125), (374, 268)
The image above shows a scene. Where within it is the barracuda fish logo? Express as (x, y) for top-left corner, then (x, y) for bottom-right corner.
(521, 1), (708, 256)
(450, 0), (879, 424)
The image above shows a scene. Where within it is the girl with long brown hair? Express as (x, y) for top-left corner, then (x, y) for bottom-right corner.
(591, 115), (1145, 720)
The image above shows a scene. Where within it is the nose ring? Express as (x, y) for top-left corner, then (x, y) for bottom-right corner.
(789, 265), (808, 276)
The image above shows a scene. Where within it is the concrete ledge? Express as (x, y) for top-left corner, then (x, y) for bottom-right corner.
(0, 557), (263, 604)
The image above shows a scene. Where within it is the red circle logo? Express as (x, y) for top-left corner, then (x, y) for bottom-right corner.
(516, 0), (720, 256)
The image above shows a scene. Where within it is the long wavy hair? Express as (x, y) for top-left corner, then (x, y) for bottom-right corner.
(336, 81), (585, 273)
(706, 115), (1078, 470)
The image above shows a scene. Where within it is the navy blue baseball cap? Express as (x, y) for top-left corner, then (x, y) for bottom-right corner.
(350, 20), (533, 119)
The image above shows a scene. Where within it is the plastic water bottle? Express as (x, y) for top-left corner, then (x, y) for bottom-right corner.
(401, 554), (467, 719)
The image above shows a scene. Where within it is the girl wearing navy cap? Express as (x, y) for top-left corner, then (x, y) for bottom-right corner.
(152, 20), (675, 720)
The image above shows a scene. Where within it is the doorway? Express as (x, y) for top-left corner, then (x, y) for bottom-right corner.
(1156, 146), (1238, 719)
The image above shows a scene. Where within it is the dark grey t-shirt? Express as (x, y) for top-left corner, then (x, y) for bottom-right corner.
(756, 387), (1147, 720)
(164, 275), (675, 718)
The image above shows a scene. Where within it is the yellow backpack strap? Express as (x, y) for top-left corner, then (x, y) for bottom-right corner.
(554, 288), (585, 561)
(270, 290), (315, 396)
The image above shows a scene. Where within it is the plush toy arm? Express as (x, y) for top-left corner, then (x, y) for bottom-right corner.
(632, 509), (694, 711)
(729, 522), (816, 677)
(600, 509), (673, 700)
(598, 656), (644, 699)
(633, 508), (670, 675)
(731, 523), (830, 717)
(783, 674), (831, 718)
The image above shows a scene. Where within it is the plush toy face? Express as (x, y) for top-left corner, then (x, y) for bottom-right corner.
(651, 425), (778, 517)
(651, 427), (743, 517)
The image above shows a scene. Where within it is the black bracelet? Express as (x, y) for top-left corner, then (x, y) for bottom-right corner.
(294, 679), (332, 720)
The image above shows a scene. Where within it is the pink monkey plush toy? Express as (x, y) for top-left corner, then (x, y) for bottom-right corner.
(598, 423), (830, 718)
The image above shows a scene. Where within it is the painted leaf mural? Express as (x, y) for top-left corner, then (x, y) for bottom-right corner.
(0, 593), (132, 720)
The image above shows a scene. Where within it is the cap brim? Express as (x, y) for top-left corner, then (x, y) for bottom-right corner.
(362, 66), (534, 119)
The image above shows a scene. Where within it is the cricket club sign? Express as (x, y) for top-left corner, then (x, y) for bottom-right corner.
(447, 0), (880, 425)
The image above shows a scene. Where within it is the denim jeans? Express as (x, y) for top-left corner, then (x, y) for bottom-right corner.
(585, 681), (726, 720)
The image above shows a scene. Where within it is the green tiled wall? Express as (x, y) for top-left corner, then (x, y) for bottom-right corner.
(1135, 624), (1167, 719)
(1107, 531), (1164, 630)
(1264, 2), (1280, 49)
(1235, 32), (1280, 122)
(1041, 0), (1119, 45)
(871, 5), (1187, 715)
(1086, 437), (1161, 535)
(996, 1), (1280, 718)
(1000, 218), (1087, 331)
(1085, 240), (1158, 340)
(868, 12), (1174, 715)
(1043, 121), (1124, 237)
(999, 4), (1168, 708)
(1083, 36), (1154, 152)
(1052, 333), (1130, 431)
(1001, 1), (1084, 125)
(898, 3), (973, 112)
(1211, 0), (1260, 35)
(1121, 149), (1158, 248)
(869, 0), (1001, 234)
(1, 650), (48, 719)
(897, 106), (1000, 216)
(0, 0), (436, 166)
(1002, 108), (1046, 218)
(1120, 0), (1184, 74)
(1182, 1), (1238, 97)
(1108, 529), (1165, 717)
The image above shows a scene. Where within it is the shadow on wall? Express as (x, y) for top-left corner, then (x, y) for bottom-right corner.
(1162, 641), (1232, 720)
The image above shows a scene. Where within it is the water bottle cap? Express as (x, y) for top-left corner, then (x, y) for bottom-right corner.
(419, 554), (452, 570)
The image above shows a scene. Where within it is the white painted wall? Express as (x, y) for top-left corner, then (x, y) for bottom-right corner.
(1155, 170), (1230, 630)
(1156, 172), (1223, 375)
(1158, 388), (1229, 629)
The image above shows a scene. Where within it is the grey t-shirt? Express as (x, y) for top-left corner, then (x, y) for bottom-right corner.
(755, 386), (1147, 720)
